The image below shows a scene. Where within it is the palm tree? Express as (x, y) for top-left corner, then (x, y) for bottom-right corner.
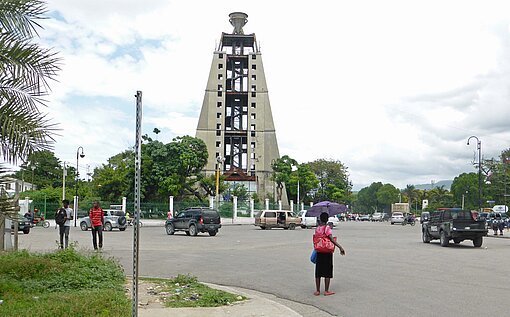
(0, 0), (60, 249)
(402, 184), (416, 210)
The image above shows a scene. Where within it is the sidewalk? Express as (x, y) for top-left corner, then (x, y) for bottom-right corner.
(138, 283), (307, 317)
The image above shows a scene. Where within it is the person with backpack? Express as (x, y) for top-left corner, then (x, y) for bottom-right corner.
(55, 199), (73, 249)
(89, 201), (104, 250)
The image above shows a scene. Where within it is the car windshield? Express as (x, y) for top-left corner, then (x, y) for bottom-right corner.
(393, 213), (403, 216)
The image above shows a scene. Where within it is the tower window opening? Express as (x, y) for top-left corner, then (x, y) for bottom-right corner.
(218, 91), (222, 97)
(252, 54), (256, 60)
(251, 74), (256, 81)
(251, 64), (256, 70)
(218, 63), (223, 69)
(219, 53), (223, 58)
(218, 74), (223, 80)
(251, 113), (256, 120)
(217, 112), (221, 119)
(251, 92), (256, 97)
(251, 102), (256, 108)
(217, 101), (222, 107)
(216, 141), (221, 147)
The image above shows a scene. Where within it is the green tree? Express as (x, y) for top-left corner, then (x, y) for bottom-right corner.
(91, 150), (133, 202)
(376, 183), (399, 212)
(286, 164), (318, 205)
(356, 182), (383, 212)
(198, 174), (228, 198)
(401, 184), (417, 210)
(451, 173), (478, 210)
(12, 150), (64, 189)
(271, 155), (297, 202)
(0, 0), (60, 250)
(307, 159), (351, 203)
(0, 0), (60, 163)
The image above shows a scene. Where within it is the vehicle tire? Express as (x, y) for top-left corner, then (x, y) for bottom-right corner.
(104, 222), (113, 231)
(402, 222), (406, 226)
(42, 221), (50, 228)
(391, 222), (394, 225)
(189, 224), (198, 236)
(289, 223), (296, 230)
(422, 229), (431, 243)
(260, 226), (266, 230)
(208, 230), (217, 236)
(410, 221), (415, 226)
(440, 231), (449, 247)
(80, 221), (88, 231)
(473, 236), (483, 248)
(185, 231), (191, 236)
(284, 227), (289, 230)
(453, 238), (461, 244)
(301, 225), (306, 229)
(118, 216), (126, 226)
(23, 228), (30, 234)
(166, 223), (175, 235)
(119, 227), (126, 231)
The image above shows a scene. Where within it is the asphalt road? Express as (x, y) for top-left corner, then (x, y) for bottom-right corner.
(18, 222), (510, 317)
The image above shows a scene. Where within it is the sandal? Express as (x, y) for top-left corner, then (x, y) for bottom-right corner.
(324, 291), (335, 296)
(313, 291), (320, 296)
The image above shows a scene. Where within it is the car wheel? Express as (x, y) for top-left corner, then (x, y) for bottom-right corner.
(23, 228), (30, 234)
(289, 223), (296, 230)
(80, 222), (88, 231)
(185, 231), (191, 236)
(42, 221), (50, 228)
(391, 222), (394, 225)
(440, 231), (449, 247)
(301, 225), (306, 229)
(119, 227), (126, 231)
(453, 238), (461, 244)
(189, 224), (198, 236)
(104, 222), (113, 231)
(208, 230), (217, 236)
(166, 223), (175, 235)
(422, 229), (431, 243)
(260, 226), (266, 230)
(473, 236), (483, 248)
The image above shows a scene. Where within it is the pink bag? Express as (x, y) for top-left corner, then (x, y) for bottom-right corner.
(313, 226), (335, 253)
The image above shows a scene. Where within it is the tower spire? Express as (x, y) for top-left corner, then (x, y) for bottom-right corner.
(229, 12), (248, 34)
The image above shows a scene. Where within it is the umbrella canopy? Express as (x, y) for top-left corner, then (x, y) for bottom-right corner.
(305, 201), (348, 217)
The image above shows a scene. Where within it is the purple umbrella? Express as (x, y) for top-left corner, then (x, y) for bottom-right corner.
(305, 201), (348, 217)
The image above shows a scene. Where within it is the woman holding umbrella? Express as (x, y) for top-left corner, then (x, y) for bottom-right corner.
(314, 212), (345, 296)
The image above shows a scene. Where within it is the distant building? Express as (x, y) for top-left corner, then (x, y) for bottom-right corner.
(0, 178), (36, 196)
(196, 12), (287, 205)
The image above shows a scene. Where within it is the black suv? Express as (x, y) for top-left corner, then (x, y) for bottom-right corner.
(422, 208), (487, 247)
(11, 216), (31, 234)
(165, 207), (221, 236)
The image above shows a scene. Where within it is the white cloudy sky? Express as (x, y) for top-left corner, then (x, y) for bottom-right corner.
(37, 0), (510, 190)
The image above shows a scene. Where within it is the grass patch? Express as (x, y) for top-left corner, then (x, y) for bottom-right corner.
(142, 274), (246, 308)
(0, 248), (130, 317)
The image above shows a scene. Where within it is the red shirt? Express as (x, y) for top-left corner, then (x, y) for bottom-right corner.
(89, 207), (104, 227)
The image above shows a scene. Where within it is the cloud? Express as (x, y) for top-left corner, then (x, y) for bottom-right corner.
(32, 1), (510, 191)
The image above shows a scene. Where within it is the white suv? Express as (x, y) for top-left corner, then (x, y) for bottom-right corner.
(298, 210), (338, 228)
(390, 212), (404, 225)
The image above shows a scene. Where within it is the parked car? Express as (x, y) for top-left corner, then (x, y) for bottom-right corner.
(390, 212), (405, 225)
(298, 210), (339, 228)
(360, 214), (371, 221)
(165, 207), (221, 236)
(371, 212), (383, 222)
(11, 215), (31, 234)
(255, 210), (301, 230)
(79, 209), (128, 231)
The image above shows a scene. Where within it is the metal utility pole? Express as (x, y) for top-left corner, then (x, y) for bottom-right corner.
(132, 91), (143, 317)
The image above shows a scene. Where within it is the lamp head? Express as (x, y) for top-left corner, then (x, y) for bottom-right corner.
(80, 153), (85, 158)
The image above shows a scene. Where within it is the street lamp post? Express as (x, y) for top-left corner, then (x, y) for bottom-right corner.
(467, 136), (482, 212)
(74, 146), (85, 227)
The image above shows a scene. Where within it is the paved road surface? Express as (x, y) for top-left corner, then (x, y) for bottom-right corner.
(19, 222), (510, 317)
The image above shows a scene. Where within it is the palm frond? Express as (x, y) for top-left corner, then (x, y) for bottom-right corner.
(0, 103), (57, 164)
(0, 0), (46, 39)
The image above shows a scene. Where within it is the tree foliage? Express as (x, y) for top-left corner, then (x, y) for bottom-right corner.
(306, 159), (351, 203)
(271, 155), (297, 202)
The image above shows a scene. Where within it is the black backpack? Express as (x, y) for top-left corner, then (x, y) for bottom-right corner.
(55, 208), (66, 226)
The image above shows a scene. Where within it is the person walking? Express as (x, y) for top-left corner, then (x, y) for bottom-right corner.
(89, 201), (104, 250)
(55, 200), (73, 249)
(314, 212), (345, 296)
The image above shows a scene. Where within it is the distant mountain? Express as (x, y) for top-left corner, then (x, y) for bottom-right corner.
(414, 180), (453, 191)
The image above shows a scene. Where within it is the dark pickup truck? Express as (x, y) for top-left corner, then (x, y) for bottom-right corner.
(422, 208), (487, 247)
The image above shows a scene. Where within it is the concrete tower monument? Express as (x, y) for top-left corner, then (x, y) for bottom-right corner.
(196, 12), (287, 205)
